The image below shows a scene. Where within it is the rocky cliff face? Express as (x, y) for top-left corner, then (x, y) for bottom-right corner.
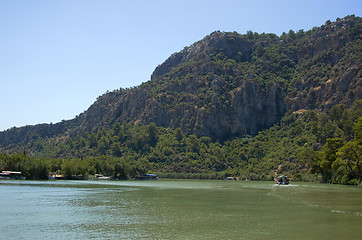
(0, 16), (360, 147)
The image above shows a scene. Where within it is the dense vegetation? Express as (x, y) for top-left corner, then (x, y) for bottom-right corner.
(1, 101), (360, 184)
(0, 16), (361, 184)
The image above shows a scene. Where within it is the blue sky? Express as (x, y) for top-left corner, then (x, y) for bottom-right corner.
(0, 0), (361, 131)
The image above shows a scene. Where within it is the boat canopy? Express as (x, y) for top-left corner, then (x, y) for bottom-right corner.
(144, 174), (157, 177)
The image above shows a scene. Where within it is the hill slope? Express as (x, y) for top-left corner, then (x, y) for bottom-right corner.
(0, 15), (361, 147)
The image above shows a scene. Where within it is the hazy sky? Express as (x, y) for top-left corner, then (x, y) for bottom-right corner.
(0, 0), (361, 131)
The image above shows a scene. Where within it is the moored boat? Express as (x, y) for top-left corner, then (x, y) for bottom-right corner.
(136, 174), (158, 180)
(0, 171), (26, 180)
(95, 174), (111, 180)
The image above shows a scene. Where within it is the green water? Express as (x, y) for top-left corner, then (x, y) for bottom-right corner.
(0, 180), (361, 239)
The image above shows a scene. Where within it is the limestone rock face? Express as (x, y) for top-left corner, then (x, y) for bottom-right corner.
(230, 82), (285, 135)
(196, 81), (284, 138)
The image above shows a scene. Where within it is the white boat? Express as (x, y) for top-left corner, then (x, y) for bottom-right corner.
(0, 171), (26, 180)
(95, 174), (110, 180)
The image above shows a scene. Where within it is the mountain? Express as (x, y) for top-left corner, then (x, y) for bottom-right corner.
(0, 15), (361, 148)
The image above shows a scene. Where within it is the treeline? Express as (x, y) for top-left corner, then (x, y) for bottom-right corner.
(0, 154), (147, 180)
(1, 101), (361, 184)
(308, 105), (362, 185)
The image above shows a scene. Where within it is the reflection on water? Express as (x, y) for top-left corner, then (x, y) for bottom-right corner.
(0, 180), (361, 239)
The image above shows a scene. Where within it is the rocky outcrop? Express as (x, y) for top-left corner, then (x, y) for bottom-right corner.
(190, 81), (285, 138)
(151, 31), (253, 80)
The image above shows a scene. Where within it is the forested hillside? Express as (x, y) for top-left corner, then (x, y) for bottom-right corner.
(1, 101), (361, 184)
(0, 15), (361, 184)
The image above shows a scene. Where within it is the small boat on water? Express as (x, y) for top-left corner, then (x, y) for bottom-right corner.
(136, 174), (158, 180)
(48, 172), (64, 180)
(276, 175), (290, 185)
(0, 171), (26, 180)
(95, 174), (111, 180)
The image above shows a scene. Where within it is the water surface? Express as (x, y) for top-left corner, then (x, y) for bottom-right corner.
(0, 180), (361, 239)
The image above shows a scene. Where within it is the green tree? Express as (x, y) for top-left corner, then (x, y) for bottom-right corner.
(97, 141), (107, 155)
(88, 133), (98, 148)
(175, 128), (184, 143)
(331, 118), (362, 184)
(112, 122), (121, 136)
(111, 143), (122, 157)
(148, 123), (158, 147)
(318, 138), (345, 182)
(354, 116), (362, 144)
(332, 141), (361, 184)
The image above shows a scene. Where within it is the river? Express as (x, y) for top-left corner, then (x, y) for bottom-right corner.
(0, 180), (361, 239)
